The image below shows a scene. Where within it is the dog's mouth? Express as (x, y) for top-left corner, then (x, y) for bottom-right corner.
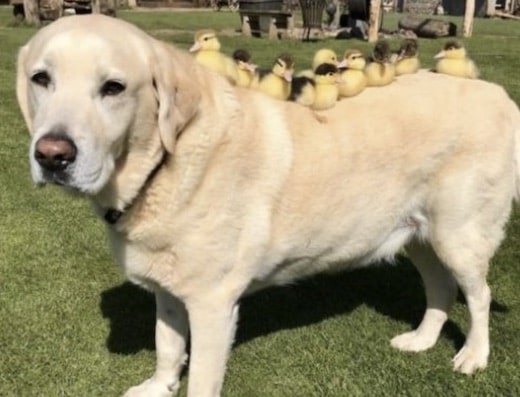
(40, 169), (70, 187)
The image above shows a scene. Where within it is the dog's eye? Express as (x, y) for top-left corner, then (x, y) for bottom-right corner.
(31, 71), (50, 88)
(100, 80), (126, 97)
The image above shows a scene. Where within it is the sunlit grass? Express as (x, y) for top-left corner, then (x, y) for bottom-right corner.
(0, 6), (519, 396)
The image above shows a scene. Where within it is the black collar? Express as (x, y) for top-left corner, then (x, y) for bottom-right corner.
(104, 151), (167, 225)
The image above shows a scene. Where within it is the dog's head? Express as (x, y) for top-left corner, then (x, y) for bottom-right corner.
(17, 14), (200, 200)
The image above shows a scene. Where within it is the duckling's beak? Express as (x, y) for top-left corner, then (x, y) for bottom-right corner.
(434, 50), (446, 60)
(245, 62), (257, 73)
(337, 59), (348, 69)
(283, 70), (293, 82)
(189, 42), (201, 52)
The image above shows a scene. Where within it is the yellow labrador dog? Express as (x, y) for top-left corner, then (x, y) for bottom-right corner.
(17, 14), (520, 397)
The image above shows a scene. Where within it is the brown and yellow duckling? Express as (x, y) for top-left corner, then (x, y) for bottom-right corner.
(433, 40), (479, 79)
(365, 39), (396, 87)
(290, 63), (340, 111)
(189, 29), (238, 84)
(337, 49), (367, 98)
(312, 63), (341, 111)
(394, 38), (420, 76)
(232, 49), (257, 88)
(253, 54), (294, 101)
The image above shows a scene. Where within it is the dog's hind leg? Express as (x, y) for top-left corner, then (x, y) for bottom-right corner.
(431, 226), (495, 374)
(391, 240), (457, 352)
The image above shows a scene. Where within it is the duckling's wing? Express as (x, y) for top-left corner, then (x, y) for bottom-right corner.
(289, 76), (315, 106)
(289, 76), (315, 101)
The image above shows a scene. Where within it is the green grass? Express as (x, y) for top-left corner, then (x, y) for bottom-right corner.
(1, 6), (520, 396)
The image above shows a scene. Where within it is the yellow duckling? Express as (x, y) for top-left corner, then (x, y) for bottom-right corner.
(337, 49), (367, 98)
(297, 48), (338, 78)
(311, 63), (341, 111)
(289, 64), (340, 111)
(189, 29), (238, 84)
(395, 38), (420, 76)
(254, 54), (294, 101)
(365, 39), (395, 87)
(232, 49), (257, 88)
(434, 40), (479, 79)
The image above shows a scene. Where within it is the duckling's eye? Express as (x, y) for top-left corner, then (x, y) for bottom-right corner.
(100, 80), (126, 97)
(31, 71), (50, 88)
(204, 37), (210, 41)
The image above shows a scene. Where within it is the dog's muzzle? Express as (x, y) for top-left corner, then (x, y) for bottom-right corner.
(34, 133), (77, 184)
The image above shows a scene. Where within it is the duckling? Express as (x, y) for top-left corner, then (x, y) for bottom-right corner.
(189, 29), (238, 84)
(337, 49), (367, 98)
(297, 48), (338, 78)
(254, 54), (294, 101)
(433, 40), (479, 79)
(232, 49), (257, 88)
(365, 39), (396, 87)
(394, 38), (420, 76)
(311, 63), (341, 111)
(290, 63), (340, 111)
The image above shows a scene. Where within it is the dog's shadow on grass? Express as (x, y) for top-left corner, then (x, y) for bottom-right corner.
(100, 255), (507, 355)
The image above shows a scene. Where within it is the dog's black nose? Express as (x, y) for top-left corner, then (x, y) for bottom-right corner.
(34, 134), (77, 172)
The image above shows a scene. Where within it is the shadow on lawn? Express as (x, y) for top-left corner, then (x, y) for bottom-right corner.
(100, 255), (508, 355)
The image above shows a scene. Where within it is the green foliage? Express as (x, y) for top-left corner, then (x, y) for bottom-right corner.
(1, 7), (519, 397)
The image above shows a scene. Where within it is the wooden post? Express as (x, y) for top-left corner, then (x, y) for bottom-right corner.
(23, 0), (40, 25)
(463, 0), (475, 37)
(486, 0), (496, 16)
(332, 0), (340, 28)
(368, 0), (382, 42)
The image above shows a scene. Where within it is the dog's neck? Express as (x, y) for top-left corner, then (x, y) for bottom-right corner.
(93, 141), (168, 226)
(103, 151), (167, 225)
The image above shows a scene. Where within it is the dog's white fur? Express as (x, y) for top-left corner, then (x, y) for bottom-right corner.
(17, 15), (520, 397)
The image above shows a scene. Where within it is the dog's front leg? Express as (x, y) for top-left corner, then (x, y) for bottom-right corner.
(123, 289), (189, 397)
(186, 298), (239, 397)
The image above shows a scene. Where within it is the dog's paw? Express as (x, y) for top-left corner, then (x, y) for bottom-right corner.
(122, 378), (179, 397)
(452, 346), (488, 374)
(390, 330), (437, 352)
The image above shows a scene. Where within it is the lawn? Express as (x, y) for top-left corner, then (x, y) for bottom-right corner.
(1, 6), (520, 397)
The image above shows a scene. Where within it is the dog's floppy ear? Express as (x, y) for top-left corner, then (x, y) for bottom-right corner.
(151, 41), (201, 153)
(16, 45), (34, 135)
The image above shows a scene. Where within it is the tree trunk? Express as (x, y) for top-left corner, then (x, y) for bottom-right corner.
(463, 0), (475, 37)
(23, 0), (40, 25)
(368, 0), (381, 42)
